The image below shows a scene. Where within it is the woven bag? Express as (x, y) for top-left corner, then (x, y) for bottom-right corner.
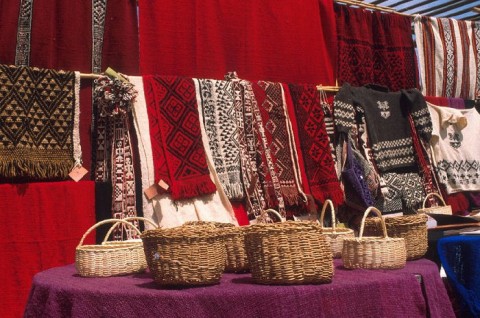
(141, 225), (226, 286)
(75, 218), (148, 277)
(319, 199), (355, 258)
(183, 221), (249, 273)
(417, 192), (452, 215)
(244, 221), (333, 285)
(364, 214), (428, 260)
(342, 207), (407, 270)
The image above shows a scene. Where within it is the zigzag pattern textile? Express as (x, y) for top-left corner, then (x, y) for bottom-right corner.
(287, 83), (344, 205)
(195, 78), (244, 200)
(0, 64), (81, 180)
(143, 75), (216, 201)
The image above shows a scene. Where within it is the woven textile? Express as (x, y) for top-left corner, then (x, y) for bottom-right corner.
(254, 81), (305, 206)
(143, 75), (216, 201)
(194, 78), (244, 200)
(0, 65), (81, 180)
(428, 102), (480, 194)
(335, 4), (418, 91)
(287, 83), (344, 205)
(375, 172), (425, 214)
(414, 16), (480, 99)
(334, 83), (432, 172)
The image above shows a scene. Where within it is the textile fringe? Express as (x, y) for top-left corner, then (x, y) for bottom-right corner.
(311, 185), (345, 206)
(170, 176), (217, 201)
(224, 183), (244, 201)
(282, 188), (305, 206)
(0, 159), (72, 179)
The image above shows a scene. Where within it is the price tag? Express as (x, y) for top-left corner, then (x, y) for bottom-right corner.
(69, 165), (88, 182)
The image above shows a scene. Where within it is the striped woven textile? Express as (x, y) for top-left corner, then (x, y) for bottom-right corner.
(414, 15), (480, 100)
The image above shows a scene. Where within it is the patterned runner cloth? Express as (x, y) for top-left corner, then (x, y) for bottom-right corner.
(194, 78), (244, 200)
(143, 75), (217, 200)
(287, 83), (344, 205)
(0, 64), (81, 180)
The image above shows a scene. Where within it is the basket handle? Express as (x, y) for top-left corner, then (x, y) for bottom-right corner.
(102, 216), (158, 244)
(358, 206), (388, 240)
(422, 192), (447, 209)
(319, 199), (336, 232)
(77, 218), (143, 248)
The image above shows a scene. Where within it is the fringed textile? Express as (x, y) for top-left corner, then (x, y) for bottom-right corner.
(287, 83), (344, 205)
(414, 15), (480, 99)
(0, 65), (81, 180)
(335, 4), (418, 91)
(194, 78), (244, 200)
(143, 75), (216, 201)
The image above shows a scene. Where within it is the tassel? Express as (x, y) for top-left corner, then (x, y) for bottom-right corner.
(169, 175), (217, 201)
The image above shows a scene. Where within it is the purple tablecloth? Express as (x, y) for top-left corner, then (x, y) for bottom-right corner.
(24, 259), (454, 318)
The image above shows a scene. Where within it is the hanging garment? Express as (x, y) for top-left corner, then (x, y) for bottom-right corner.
(0, 65), (81, 180)
(194, 78), (244, 200)
(428, 103), (480, 194)
(334, 83), (432, 173)
(131, 76), (237, 228)
(287, 83), (344, 205)
(143, 75), (217, 200)
(414, 15), (480, 99)
(335, 3), (418, 91)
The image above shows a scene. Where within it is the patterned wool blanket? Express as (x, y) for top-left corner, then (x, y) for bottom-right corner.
(142, 75), (216, 201)
(194, 78), (244, 200)
(0, 64), (81, 180)
(414, 16), (480, 99)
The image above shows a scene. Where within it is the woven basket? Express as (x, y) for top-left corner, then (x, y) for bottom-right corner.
(141, 225), (226, 286)
(75, 219), (148, 277)
(417, 192), (452, 215)
(102, 217), (158, 247)
(244, 221), (333, 285)
(342, 207), (407, 270)
(183, 221), (249, 273)
(319, 199), (355, 258)
(364, 214), (428, 260)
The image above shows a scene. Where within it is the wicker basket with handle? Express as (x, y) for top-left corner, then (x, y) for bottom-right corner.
(75, 218), (148, 277)
(244, 221), (333, 285)
(319, 199), (355, 258)
(417, 192), (452, 215)
(102, 216), (158, 247)
(342, 206), (407, 270)
(141, 224), (227, 286)
(364, 214), (428, 260)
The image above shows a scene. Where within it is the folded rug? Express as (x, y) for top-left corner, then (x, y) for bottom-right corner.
(143, 75), (216, 200)
(0, 64), (81, 180)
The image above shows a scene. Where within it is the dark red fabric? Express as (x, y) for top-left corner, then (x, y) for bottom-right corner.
(0, 181), (95, 318)
(287, 83), (344, 205)
(425, 96), (449, 106)
(0, 1), (19, 64)
(144, 75), (217, 200)
(231, 201), (249, 226)
(335, 4), (418, 91)
(138, 0), (336, 85)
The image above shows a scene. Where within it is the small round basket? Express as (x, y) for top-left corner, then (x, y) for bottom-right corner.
(363, 214), (428, 260)
(417, 192), (452, 215)
(141, 225), (226, 286)
(342, 207), (407, 270)
(319, 199), (355, 258)
(183, 221), (249, 273)
(244, 221), (333, 285)
(75, 218), (148, 277)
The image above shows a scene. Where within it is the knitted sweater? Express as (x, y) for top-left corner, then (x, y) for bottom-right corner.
(428, 103), (480, 194)
(334, 83), (432, 172)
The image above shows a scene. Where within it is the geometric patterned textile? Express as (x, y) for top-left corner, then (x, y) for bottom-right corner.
(336, 4), (418, 92)
(0, 64), (81, 180)
(255, 80), (305, 206)
(428, 103), (480, 194)
(143, 75), (217, 201)
(375, 172), (425, 214)
(194, 78), (244, 200)
(414, 15), (480, 100)
(15, 0), (34, 66)
(287, 83), (344, 205)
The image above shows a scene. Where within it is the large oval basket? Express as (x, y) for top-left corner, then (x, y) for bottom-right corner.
(342, 207), (407, 270)
(244, 221), (333, 285)
(141, 225), (226, 286)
